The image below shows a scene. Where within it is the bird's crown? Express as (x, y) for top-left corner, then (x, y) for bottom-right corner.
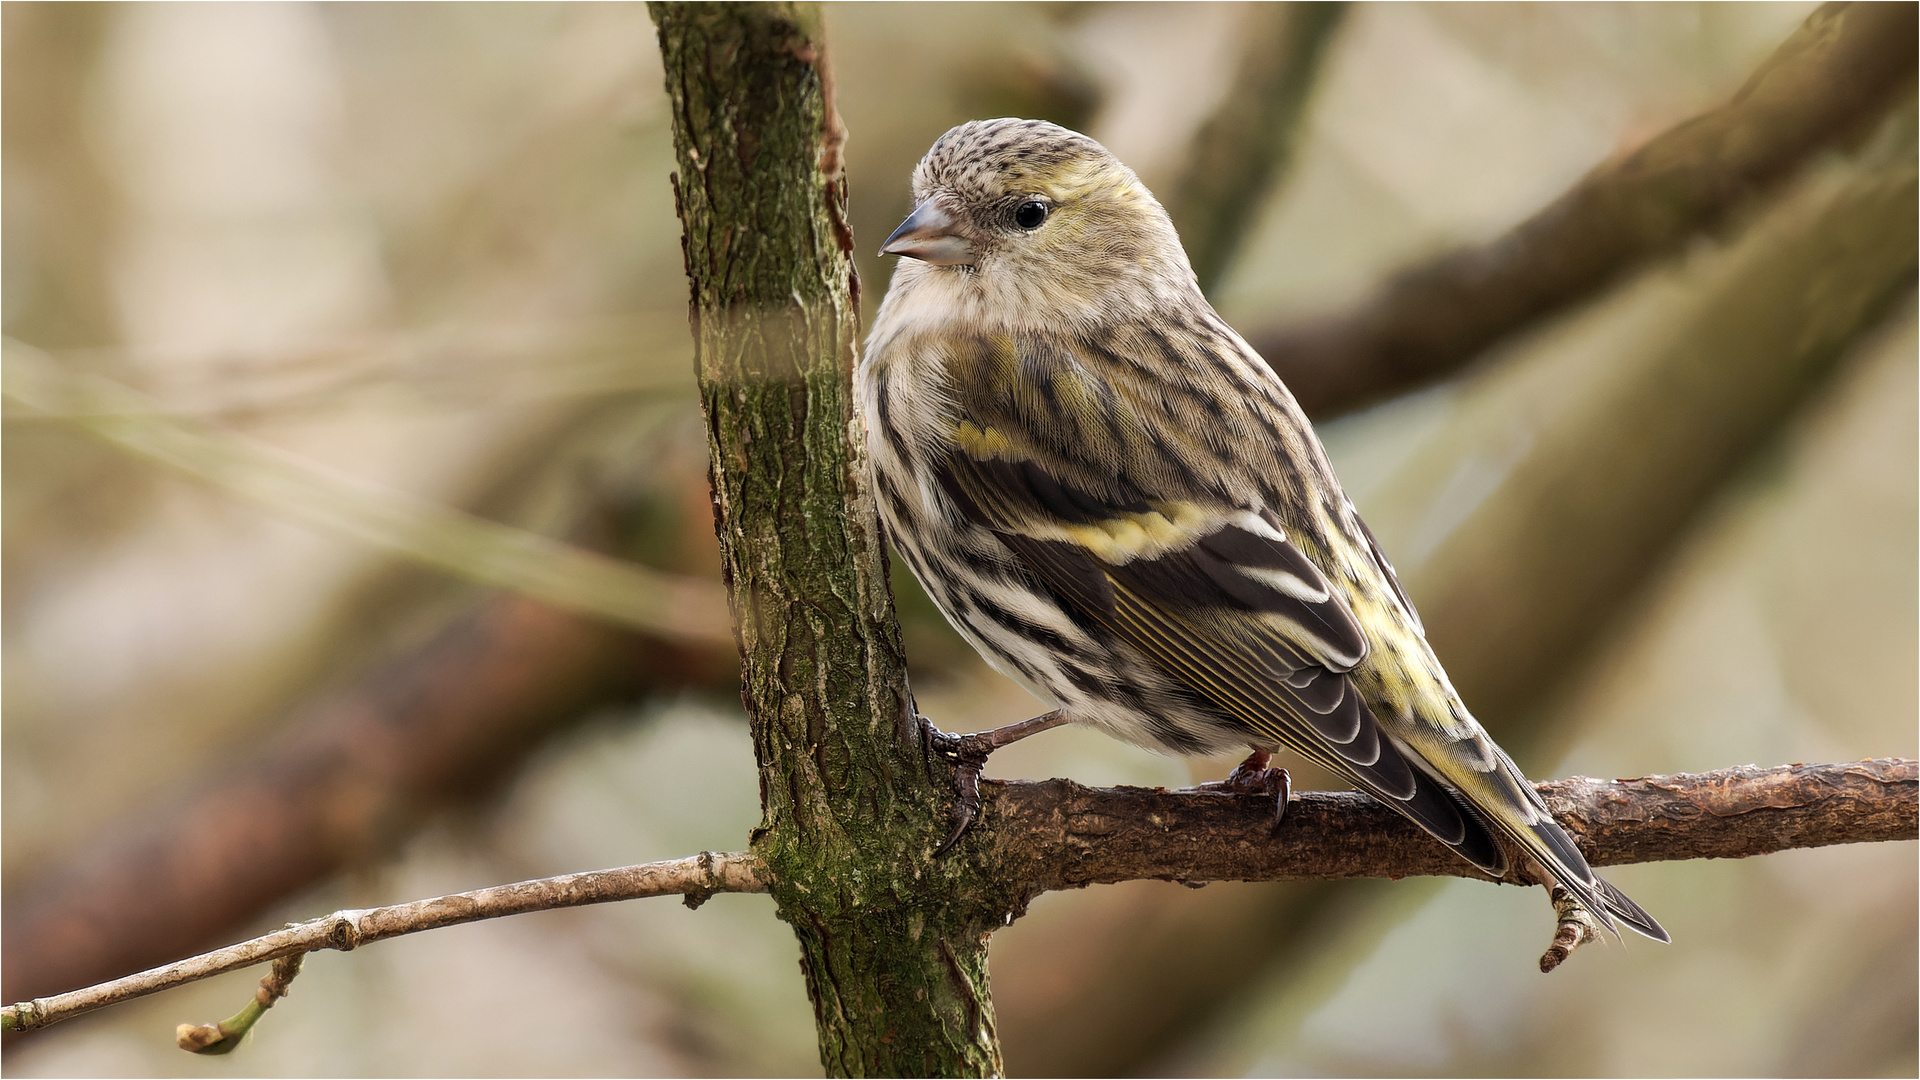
(911, 118), (1128, 206)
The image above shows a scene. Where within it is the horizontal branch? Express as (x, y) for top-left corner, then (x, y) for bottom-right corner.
(5, 760), (1909, 1039)
(1256, 0), (1918, 418)
(1, 852), (764, 1035)
(986, 758), (1916, 894)
(8, 10), (1907, 1033)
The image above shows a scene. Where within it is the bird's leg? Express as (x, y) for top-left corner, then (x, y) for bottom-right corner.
(925, 710), (1070, 854)
(1214, 749), (1292, 830)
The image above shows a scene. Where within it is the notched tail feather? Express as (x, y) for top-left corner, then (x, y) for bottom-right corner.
(1595, 875), (1670, 943)
(1525, 817), (1670, 943)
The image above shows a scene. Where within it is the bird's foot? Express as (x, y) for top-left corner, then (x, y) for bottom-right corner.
(925, 711), (1069, 855)
(1212, 750), (1291, 831)
(927, 724), (990, 857)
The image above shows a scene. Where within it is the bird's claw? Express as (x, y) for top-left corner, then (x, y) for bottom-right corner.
(934, 767), (981, 856)
(1218, 751), (1291, 832)
(926, 718), (993, 856)
(923, 711), (1070, 855)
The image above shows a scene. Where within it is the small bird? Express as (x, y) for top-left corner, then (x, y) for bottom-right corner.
(857, 118), (1666, 944)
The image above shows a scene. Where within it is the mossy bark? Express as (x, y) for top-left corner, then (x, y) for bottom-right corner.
(651, 5), (1006, 1074)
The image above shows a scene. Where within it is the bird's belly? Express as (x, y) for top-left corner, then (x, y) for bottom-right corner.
(882, 513), (1247, 758)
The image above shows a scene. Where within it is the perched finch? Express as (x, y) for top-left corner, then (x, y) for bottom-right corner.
(857, 118), (1666, 943)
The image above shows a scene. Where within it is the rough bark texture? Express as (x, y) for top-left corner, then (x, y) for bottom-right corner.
(11, 11), (1907, 1025)
(985, 759), (1916, 894)
(651, 5), (1000, 1074)
(1255, 0), (1919, 418)
(10, 760), (1906, 1041)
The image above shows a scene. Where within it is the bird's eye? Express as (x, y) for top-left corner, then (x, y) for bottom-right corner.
(1013, 200), (1049, 230)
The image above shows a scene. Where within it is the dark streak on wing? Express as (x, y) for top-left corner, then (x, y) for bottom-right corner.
(928, 328), (1511, 874)
(1100, 573), (1507, 868)
(1107, 532), (1365, 672)
(872, 364), (899, 451)
(1194, 525), (1367, 667)
(938, 449), (1505, 874)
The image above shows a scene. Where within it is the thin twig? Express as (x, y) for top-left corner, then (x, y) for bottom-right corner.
(3, 591), (737, 1011)
(174, 952), (305, 1055)
(1256, 0), (1918, 418)
(1538, 884), (1603, 973)
(6, 761), (1912, 1039)
(1, 852), (765, 1035)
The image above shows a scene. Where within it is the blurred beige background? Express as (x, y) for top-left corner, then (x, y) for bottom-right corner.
(4, 3), (1912, 1076)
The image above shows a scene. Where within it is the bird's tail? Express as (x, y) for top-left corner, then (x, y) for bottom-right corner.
(1438, 741), (1670, 943)
(1593, 862), (1669, 943)
(1518, 811), (1670, 943)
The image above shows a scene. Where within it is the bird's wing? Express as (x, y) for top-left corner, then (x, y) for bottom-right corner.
(1347, 514), (1670, 940)
(931, 329), (1506, 873)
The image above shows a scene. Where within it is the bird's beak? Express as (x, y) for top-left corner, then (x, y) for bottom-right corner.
(880, 199), (975, 266)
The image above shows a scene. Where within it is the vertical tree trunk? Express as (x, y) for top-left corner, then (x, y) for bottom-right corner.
(651, 5), (1003, 1074)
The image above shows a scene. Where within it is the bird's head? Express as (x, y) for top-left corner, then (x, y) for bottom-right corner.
(879, 119), (1195, 327)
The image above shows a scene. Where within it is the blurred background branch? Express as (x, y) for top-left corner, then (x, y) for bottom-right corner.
(3, 339), (731, 645)
(4, 3), (1912, 1076)
(2, 591), (736, 1015)
(1252, 0), (1918, 417)
(1164, 2), (1348, 295)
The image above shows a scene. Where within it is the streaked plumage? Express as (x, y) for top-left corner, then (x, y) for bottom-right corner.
(858, 118), (1666, 943)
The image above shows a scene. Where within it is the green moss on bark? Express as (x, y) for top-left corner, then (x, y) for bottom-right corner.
(651, 4), (1007, 1074)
